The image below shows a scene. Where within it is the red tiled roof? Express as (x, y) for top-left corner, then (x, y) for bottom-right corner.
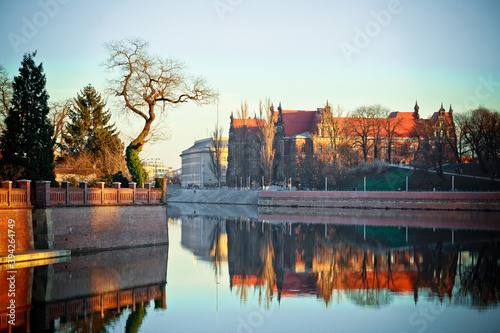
(430, 112), (454, 126)
(232, 118), (266, 137)
(389, 111), (416, 119)
(273, 110), (321, 137)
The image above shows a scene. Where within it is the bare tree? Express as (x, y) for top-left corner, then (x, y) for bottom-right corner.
(257, 98), (275, 186)
(104, 38), (215, 185)
(0, 65), (12, 134)
(348, 106), (376, 163)
(209, 126), (224, 186)
(370, 105), (388, 161)
(50, 99), (72, 158)
(312, 103), (349, 186)
(413, 119), (451, 177)
(381, 109), (403, 164)
(455, 108), (500, 175)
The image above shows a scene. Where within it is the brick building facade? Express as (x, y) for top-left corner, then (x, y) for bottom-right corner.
(227, 102), (457, 186)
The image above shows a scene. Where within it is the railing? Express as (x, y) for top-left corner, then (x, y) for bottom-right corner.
(0, 180), (31, 207)
(0, 180), (164, 208)
(38, 181), (163, 207)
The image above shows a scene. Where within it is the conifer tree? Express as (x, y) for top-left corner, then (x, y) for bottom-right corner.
(0, 52), (55, 182)
(64, 84), (122, 159)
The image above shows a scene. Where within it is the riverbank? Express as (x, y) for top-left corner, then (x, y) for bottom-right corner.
(166, 187), (500, 211)
(166, 187), (259, 205)
(259, 191), (500, 211)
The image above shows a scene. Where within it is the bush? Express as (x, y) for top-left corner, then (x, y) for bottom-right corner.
(103, 171), (129, 188)
(126, 145), (146, 187)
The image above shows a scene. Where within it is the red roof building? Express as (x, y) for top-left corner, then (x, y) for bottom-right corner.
(227, 101), (457, 187)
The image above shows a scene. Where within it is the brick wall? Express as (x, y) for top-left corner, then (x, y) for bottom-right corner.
(0, 208), (33, 254)
(33, 205), (168, 251)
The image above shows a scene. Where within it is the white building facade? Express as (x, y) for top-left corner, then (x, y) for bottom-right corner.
(180, 137), (228, 187)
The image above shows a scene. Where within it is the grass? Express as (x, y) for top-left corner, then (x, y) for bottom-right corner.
(339, 162), (499, 192)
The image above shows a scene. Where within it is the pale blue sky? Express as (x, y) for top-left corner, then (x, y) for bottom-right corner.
(1, 0), (499, 169)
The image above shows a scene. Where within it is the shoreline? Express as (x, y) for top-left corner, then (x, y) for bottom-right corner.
(166, 188), (500, 211)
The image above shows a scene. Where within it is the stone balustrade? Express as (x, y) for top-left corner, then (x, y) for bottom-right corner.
(37, 181), (163, 207)
(0, 180), (165, 208)
(0, 180), (31, 207)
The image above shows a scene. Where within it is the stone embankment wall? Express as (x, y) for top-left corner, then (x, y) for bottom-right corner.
(259, 191), (500, 211)
(33, 205), (168, 252)
(166, 187), (259, 205)
(0, 179), (167, 253)
(0, 180), (33, 253)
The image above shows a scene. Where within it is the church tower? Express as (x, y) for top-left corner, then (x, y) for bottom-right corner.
(413, 100), (420, 119)
(274, 102), (286, 181)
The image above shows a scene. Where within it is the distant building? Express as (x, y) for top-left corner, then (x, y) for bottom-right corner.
(226, 116), (265, 187)
(227, 101), (457, 186)
(180, 137), (228, 187)
(142, 160), (170, 181)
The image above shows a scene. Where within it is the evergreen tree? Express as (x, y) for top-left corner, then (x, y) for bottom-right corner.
(0, 52), (55, 182)
(63, 84), (122, 159)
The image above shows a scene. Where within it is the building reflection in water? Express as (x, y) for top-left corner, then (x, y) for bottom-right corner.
(0, 245), (168, 332)
(178, 211), (500, 310)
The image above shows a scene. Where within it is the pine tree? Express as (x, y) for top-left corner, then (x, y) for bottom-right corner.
(0, 52), (55, 182)
(64, 84), (122, 159)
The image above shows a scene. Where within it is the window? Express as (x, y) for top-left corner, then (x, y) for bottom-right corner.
(317, 144), (322, 153)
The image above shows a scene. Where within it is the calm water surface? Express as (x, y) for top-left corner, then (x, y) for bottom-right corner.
(4, 205), (500, 332)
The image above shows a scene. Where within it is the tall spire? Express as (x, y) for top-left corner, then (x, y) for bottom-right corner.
(414, 100), (419, 119)
(449, 104), (453, 115)
(325, 100), (331, 113)
(439, 102), (445, 115)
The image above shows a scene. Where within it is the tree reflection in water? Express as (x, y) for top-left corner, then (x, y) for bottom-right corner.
(455, 243), (500, 308)
(214, 217), (500, 309)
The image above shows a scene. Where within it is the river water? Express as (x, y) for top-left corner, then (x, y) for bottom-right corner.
(2, 204), (500, 332)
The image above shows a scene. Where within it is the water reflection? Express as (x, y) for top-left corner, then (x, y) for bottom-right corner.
(1, 245), (168, 332)
(175, 206), (500, 310)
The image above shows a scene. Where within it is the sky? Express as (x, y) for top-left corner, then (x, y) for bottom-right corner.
(1, 0), (499, 169)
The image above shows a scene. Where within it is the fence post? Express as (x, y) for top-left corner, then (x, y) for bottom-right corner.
(16, 179), (31, 206)
(34, 181), (51, 207)
(79, 181), (88, 204)
(61, 181), (70, 204)
(364, 177), (366, 192)
(144, 183), (151, 203)
(129, 182), (136, 204)
(2, 181), (12, 206)
(406, 176), (408, 192)
(113, 182), (121, 204)
(325, 177), (327, 192)
(96, 182), (105, 204)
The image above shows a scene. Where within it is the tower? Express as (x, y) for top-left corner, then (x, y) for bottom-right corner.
(413, 100), (420, 119)
(274, 102), (286, 181)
